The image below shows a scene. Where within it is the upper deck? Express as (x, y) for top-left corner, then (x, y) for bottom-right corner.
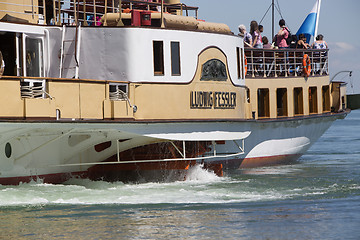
(0, 0), (231, 34)
(245, 48), (329, 79)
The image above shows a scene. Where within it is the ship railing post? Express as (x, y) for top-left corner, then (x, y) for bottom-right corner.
(294, 50), (297, 77)
(183, 141), (186, 159)
(274, 51), (278, 78)
(83, 0), (88, 26)
(251, 50), (255, 78)
(57, 0), (61, 25)
(212, 141), (217, 156)
(104, 0), (108, 26)
(117, 0), (124, 26)
(319, 51), (322, 75)
(170, 142), (185, 158)
(242, 139), (244, 154)
(161, 0), (165, 28)
(53, 0), (56, 24)
(263, 50), (266, 78)
(284, 49), (288, 77)
(93, 0), (96, 26)
(233, 140), (245, 154)
(73, 0), (78, 26)
(117, 139), (120, 162)
(311, 51), (315, 76)
(42, 0), (46, 25)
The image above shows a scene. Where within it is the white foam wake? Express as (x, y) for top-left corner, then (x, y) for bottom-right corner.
(184, 164), (222, 182)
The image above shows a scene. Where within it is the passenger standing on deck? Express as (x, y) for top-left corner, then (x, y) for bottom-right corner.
(262, 37), (272, 49)
(250, 21), (263, 48)
(238, 24), (253, 48)
(259, 24), (264, 43)
(296, 33), (310, 49)
(312, 34), (328, 49)
(276, 19), (289, 48)
(312, 34), (328, 74)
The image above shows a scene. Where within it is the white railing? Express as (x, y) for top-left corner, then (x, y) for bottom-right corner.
(245, 48), (329, 78)
(47, 0), (198, 26)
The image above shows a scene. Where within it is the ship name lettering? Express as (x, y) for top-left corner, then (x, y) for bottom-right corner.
(190, 91), (236, 109)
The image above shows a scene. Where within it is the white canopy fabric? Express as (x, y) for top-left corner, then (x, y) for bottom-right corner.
(144, 131), (251, 141)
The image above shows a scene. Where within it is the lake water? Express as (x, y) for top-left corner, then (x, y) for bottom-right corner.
(0, 111), (359, 240)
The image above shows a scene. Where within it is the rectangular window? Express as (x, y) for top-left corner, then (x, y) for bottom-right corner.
(258, 88), (270, 118)
(277, 88), (288, 117)
(153, 41), (164, 75)
(171, 41), (181, 75)
(322, 86), (330, 112)
(25, 37), (43, 77)
(240, 48), (245, 79)
(236, 47), (241, 79)
(109, 83), (128, 101)
(294, 87), (304, 115)
(246, 88), (250, 103)
(309, 86), (318, 114)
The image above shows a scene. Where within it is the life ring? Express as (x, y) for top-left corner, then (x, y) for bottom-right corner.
(302, 54), (311, 77)
(244, 56), (248, 76)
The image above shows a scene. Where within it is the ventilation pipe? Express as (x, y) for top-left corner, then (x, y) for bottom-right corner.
(164, 0), (180, 4)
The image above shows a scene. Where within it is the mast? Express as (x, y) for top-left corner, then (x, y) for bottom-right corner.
(272, 0), (274, 40)
(314, 0), (322, 40)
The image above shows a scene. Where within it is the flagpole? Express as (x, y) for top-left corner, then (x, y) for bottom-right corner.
(272, 0), (274, 41)
(314, 0), (321, 40)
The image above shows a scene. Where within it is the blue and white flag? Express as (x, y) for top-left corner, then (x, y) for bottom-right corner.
(296, 0), (322, 43)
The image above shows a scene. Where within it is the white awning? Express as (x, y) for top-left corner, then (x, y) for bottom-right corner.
(144, 131), (251, 141)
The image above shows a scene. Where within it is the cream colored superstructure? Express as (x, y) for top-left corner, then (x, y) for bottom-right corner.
(0, 45), (246, 121)
(246, 76), (330, 119)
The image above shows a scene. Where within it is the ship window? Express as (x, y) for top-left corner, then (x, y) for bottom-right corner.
(25, 37), (43, 77)
(246, 88), (250, 103)
(309, 86), (318, 114)
(236, 47), (241, 79)
(277, 88), (288, 117)
(240, 48), (245, 79)
(109, 83), (128, 101)
(0, 32), (17, 76)
(322, 85), (330, 112)
(153, 40), (164, 75)
(258, 88), (269, 118)
(171, 41), (181, 76)
(294, 87), (304, 115)
(20, 80), (46, 99)
(17, 33), (23, 76)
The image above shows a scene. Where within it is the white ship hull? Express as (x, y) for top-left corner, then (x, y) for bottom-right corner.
(0, 112), (346, 184)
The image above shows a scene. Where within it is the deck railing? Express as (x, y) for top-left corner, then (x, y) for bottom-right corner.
(0, 0), (198, 26)
(245, 48), (329, 78)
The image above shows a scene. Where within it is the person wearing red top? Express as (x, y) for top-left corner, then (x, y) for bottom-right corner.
(276, 19), (289, 48)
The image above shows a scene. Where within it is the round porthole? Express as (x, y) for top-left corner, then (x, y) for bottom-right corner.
(5, 142), (11, 158)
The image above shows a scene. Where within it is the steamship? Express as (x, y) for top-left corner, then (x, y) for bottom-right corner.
(0, 0), (348, 184)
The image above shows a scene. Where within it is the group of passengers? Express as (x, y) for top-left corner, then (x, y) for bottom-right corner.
(238, 19), (328, 50)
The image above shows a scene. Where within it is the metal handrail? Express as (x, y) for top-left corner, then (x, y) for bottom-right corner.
(244, 48), (329, 78)
(0, 0), (198, 26)
(109, 88), (137, 112)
